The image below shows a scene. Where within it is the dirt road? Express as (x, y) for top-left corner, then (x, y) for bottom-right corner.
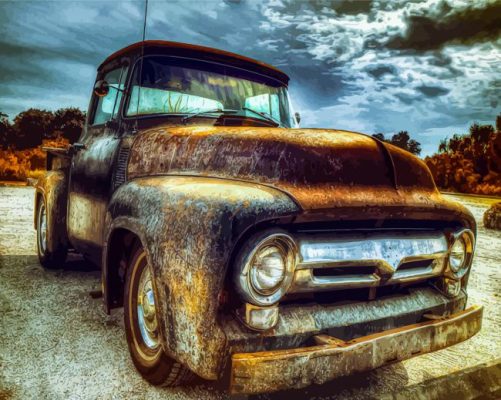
(0, 186), (500, 399)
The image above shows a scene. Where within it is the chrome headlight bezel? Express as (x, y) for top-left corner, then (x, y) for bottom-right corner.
(446, 229), (475, 280)
(235, 232), (297, 306)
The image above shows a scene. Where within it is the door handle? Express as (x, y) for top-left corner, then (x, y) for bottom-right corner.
(71, 142), (87, 154)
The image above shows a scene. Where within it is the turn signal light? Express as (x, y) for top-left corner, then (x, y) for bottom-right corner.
(240, 303), (279, 331)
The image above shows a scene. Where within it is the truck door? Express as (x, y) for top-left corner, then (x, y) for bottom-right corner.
(67, 63), (128, 264)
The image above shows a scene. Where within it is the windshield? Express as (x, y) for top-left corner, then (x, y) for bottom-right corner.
(126, 56), (294, 127)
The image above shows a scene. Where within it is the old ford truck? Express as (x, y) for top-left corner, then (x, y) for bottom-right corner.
(35, 41), (483, 394)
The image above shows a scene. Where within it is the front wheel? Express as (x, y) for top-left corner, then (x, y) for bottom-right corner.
(36, 198), (67, 269)
(124, 244), (192, 386)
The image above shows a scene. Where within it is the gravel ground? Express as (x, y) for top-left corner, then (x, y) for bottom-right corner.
(0, 186), (500, 400)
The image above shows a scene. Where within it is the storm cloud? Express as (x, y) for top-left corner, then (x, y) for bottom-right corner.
(416, 85), (450, 97)
(386, 1), (501, 51)
(0, 0), (499, 156)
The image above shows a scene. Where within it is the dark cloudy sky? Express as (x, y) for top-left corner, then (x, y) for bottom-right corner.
(0, 0), (500, 156)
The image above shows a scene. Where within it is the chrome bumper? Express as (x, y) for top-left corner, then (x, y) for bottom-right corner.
(229, 305), (483, 395)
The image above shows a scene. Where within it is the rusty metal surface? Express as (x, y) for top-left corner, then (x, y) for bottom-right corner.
(127, 126), (475, 228)
(104, 175), (299, 379)
(229, 305), (484, 395)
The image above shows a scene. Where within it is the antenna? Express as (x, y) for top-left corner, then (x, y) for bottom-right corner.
(135, 0), (148, 124)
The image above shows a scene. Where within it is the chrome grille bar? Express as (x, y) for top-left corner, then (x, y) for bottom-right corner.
(290, 231), (448, 293)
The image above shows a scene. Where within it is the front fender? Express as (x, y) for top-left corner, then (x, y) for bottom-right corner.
(104, 176), (300, 379)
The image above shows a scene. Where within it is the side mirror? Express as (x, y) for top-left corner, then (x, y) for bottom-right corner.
(295, 112), (301, 125)
(94, 80), (109, 97)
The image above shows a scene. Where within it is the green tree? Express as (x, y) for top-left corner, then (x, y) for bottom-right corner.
(52, 108), (86, 143)
(390, 131), (422, 155)
(470, 123), (495, 176)
(438, 138), (448, 153)
(425, 115), (500, 195)
(13, 108), (54, 149)
(372, 131), (421, 155)
(0, 112), (13, 148)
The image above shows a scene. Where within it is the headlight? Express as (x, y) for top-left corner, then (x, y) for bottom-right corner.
(446, 229), (474, 279)
(235, 232), (296, 306)
(450, 237), (466, 272)
(249, 246), (286, 294)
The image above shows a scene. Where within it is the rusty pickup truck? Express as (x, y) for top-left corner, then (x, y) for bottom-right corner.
(35, 41), (483, 395)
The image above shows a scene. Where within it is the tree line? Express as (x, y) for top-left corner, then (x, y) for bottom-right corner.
(1, 107), (423, 154)
(425, 114), (501, 196)
(0, 108), (85, 149)
(0, 107), (499, 196)
(0, 108), (86, 181)
(372, 131), (422, 155)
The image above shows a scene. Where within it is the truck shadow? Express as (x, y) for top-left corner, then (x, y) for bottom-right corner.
(188, 353), (410, 399)
(62, 253), (101, 272)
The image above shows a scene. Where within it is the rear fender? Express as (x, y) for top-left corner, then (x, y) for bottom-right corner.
(34, 171), (69, 252)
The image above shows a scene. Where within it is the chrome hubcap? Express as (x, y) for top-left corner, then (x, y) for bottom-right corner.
(137, 265), (159, 350)
(39, 204), (47, 253)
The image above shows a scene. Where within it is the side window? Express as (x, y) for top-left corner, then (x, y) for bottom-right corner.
(92, 66), (128, 125)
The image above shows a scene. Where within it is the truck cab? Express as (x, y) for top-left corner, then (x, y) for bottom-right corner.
(35, 41), (483, 395)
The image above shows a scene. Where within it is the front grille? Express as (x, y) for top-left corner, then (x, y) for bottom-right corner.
(289, 230), (448, 294)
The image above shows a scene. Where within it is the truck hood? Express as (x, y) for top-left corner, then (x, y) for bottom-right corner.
(127, 126), (472, 225)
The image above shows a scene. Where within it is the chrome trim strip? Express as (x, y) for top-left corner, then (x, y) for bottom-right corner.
(290, 231), (448, 293)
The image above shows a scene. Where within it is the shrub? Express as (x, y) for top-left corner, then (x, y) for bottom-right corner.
(484, 202), (501, 230)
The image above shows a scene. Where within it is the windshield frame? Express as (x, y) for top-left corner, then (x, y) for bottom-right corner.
(122, 54), (293, 127)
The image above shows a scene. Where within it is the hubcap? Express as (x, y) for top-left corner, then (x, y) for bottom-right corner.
(39, 203), (47, 253)
(137, 265), (159, 350)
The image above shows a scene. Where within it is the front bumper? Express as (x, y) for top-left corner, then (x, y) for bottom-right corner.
(229, 305), (483, 395)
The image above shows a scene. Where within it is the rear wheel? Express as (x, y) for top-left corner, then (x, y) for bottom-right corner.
(36, 198), (67, 269)
(124, 244), (192, 386)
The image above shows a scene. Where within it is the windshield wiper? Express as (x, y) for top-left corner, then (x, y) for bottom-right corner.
(182, 108), (238, 124)
(241, 107), (281, 127)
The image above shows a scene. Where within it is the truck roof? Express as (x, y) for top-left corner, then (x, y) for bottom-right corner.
(99, 40), (290, 85)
